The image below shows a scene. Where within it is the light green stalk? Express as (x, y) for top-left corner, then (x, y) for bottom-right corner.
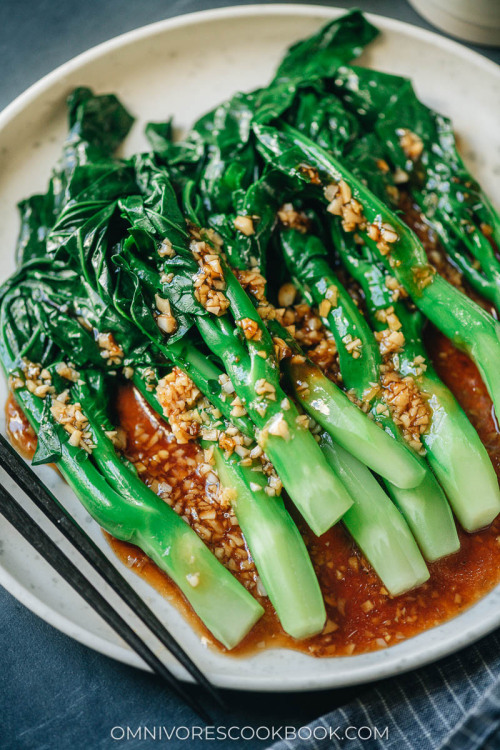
(134, 367), (327, 638)
(321, 436), (429, 595)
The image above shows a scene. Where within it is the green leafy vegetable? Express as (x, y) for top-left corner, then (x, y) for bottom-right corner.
(4, 9), (500, 650)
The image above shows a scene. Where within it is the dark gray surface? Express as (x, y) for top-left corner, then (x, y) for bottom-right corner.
(0, 2), (498, 749)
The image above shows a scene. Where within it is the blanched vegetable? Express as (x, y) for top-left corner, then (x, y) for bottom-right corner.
(4, 8), (500, 650)
(279, 226), (459, 560)
(253, 120), (500, 421)
(321, 436), (429, 595)
(334, 228), (500, 532)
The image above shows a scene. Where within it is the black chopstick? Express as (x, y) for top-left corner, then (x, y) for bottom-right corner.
(0, 433), (226, 712)
(0, 480), (213, 722)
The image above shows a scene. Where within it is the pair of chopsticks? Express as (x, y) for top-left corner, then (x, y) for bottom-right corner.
(0, 432), (225, 721)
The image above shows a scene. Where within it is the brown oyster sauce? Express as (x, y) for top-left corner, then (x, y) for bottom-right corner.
(5, 394), (37, 459)
(6, 336), (500, 658)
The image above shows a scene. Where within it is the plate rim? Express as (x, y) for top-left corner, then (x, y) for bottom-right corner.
(1, 3), (499, 692)
(0, 2), (498, 132)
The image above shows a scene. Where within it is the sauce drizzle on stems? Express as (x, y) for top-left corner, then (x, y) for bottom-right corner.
(6, 329), (500, 657)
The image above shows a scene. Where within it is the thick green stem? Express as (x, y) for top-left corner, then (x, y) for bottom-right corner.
(214, 449), (326, 639)
(260, 419), (353, 536)
(196, 319), (354, 535)
(381, 469), (459, 561)
(415, 275), (500, 417)
(419, 371), (500, 532)
(286, 358), (424, 490)
(321, 436), (429, 595)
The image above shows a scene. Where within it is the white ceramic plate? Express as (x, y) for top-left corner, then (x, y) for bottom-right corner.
(0, 4), (499, 692)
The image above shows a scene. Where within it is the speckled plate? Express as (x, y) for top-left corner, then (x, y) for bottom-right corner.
(0, 4), (499, 692)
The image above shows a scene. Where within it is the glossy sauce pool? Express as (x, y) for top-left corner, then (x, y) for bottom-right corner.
(6, 334), (500, 658)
